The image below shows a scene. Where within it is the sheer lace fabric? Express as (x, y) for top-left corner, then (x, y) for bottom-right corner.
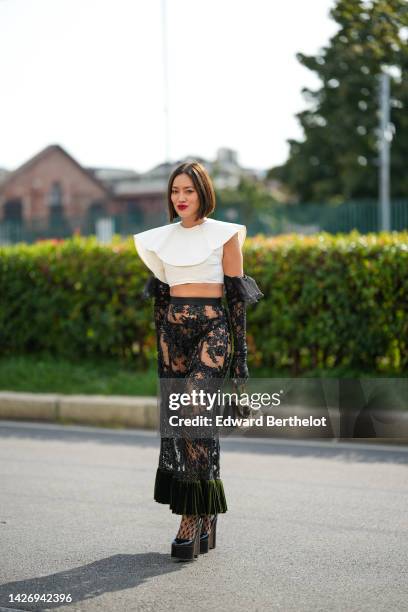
(223, 274), (264, 384)
(141, 273), (263, 515)
(156, 300), (231, 514)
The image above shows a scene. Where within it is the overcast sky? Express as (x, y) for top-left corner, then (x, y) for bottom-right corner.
(0, 0), (338, 173)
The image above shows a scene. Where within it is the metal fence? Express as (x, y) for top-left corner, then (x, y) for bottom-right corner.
(267, 199), (408, 236)
(0, 199), (407, 245)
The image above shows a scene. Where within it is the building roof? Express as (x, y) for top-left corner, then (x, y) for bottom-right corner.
(0, 168), (9, 185)
(0, 144), (112, 196)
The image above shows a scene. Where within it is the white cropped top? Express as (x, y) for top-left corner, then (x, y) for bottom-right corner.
(133, 217), (246, 287)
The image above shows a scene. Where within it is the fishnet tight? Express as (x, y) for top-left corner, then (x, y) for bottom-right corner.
(176, 514), (214, 540)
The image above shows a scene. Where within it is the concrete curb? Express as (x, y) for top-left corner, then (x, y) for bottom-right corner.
(0, 391), (158, 428)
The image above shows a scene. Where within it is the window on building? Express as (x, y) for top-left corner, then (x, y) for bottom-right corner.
(49, 182), (63, 207)
(4, 199), (23, 222)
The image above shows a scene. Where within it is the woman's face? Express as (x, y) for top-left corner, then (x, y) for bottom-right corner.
(171, 173), (201, 221)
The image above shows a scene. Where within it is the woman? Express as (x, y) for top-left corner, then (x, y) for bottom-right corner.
(133, 161), (263, 560)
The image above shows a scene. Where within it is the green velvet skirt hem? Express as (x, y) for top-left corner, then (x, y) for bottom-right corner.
(154, 467), (228, 515)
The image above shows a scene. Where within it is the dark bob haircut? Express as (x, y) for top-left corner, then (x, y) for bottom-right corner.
(167, 161), (216, 222)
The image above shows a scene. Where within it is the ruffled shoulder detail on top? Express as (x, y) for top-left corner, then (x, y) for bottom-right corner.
(201, 218), (246, 252)
(223, 274), (264, 305)
(133, 224), (176, 283)
(134, 217), (246, 269)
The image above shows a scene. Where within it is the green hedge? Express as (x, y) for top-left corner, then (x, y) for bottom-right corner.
(1, 231), (407, 374)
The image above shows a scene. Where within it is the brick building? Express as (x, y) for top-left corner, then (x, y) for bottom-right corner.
(0, 145), (114, 237)
(0, 144), (259, 243)
(0, 144), (167, 242)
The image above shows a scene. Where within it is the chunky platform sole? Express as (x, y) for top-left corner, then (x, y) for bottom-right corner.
(171, 517), (202, 560)
(199, 515), (217, 554)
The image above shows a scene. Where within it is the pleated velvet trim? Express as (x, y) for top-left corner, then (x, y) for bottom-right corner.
(154, 467), (228, 515)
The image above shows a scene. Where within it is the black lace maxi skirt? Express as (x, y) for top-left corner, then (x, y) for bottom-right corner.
(153, 296), (232, 516)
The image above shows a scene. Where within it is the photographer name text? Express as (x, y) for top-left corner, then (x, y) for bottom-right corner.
(167, 415), (327, 427)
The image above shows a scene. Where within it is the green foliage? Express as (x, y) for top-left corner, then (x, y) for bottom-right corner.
(252, 229), (408, 374)
(0, 353), (157, 395)
(216, 177), (279, 232)
(1, 232), (407, 375)
(0, 235), (156, 366)
(269, 0), (408, 202)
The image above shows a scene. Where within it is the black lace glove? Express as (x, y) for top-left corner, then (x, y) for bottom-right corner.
(223, 274), (264, 387)
(141, 274), (170, 349)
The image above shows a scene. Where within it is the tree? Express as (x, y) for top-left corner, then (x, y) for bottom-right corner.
(268, 0), (408, 203)
(216, 176), (278, 234)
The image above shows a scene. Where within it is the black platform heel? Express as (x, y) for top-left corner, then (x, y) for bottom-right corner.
(200, 514), (217, 554)
(171, 517), (202, 560)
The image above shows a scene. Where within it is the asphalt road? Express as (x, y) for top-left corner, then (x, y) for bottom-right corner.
(0, 420), (407, 612)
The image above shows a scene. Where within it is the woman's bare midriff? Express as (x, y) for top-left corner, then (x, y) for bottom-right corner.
(170, 282), (224, 298)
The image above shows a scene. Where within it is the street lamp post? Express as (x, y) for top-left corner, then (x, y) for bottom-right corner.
(378, 70), (391, 232)
(161, 0), (170, 163)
